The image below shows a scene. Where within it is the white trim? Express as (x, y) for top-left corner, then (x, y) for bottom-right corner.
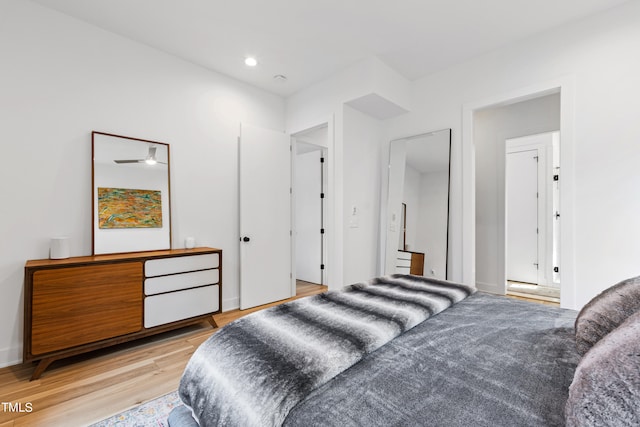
(505, 132), (556, 288)
(223, 297), (240, 311)
(290, 117), (337, 290)
(290, 136), (298, 296)
(330, 113), (343, 290)
(462, 76), (576, 309)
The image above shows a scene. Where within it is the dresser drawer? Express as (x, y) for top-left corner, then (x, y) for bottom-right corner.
(145, 269), (219, 295)
(31, 263), (142, 355)
(144, 285), (220, 328)
(145, 253), (219, 277)
(396, 258), (412, 268)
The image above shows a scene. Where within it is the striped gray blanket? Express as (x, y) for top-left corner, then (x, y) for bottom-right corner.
(178, 275), (475, 427)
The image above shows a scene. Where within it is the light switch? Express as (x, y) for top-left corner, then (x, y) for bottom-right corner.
(349, 204), (359, 228)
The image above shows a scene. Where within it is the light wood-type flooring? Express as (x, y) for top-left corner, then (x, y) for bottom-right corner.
(0, 280), (554, 426)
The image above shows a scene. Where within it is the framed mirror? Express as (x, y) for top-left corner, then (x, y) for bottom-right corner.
(92, 131), (171, 255)
(384, 129), (451, 279)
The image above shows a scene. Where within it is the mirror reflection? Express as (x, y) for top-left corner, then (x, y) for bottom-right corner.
(92, 132), (171, 255)
(385, 129), (451, 279)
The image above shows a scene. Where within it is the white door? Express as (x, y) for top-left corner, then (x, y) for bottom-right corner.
(295, 148), (322, 284)
(239, 123), (292, 309)
(506, 149), (539, 284)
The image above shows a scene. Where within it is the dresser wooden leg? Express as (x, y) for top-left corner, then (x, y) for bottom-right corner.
(31, 357), (55, 381)
(207, 316), (219, 329)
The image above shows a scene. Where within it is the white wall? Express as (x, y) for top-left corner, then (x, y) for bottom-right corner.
(0, 0), (284, 367)
(474, 94), (560, 292)
(342, 105), (383, 285)
(384, 0), (640, 308)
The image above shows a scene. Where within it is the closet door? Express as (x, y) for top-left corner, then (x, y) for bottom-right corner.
(506, 148), (540, 284)
(239, 123), (292, 309)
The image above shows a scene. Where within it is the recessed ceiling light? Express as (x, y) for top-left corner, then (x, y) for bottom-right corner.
(244, 57), (258, 67)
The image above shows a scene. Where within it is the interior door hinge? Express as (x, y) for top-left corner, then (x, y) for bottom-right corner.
(320, 193), (325, 198)
(320, 157), (325, 163)
(320, 264), (325, 270)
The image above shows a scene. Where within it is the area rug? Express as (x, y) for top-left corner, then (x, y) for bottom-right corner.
(89, 390), (181, 427)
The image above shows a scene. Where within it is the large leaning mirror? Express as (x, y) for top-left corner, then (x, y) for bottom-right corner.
(384, 129), (451, 279)
(92, 131), (171, 255)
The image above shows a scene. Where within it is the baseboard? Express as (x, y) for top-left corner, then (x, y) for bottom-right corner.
(475, 281), (504, 295)
(0, 346), (22, 369)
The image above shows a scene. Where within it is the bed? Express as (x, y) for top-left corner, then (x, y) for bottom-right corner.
(168, 274), (640, 427)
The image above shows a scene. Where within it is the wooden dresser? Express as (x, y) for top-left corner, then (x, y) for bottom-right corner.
(24, 247), (221, 380)
(396, 250), (425, 276)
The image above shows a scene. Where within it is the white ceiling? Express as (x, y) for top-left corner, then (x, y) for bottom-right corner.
(32, 0), (629, 97)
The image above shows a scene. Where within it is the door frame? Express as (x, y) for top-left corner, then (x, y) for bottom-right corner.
(290, 119), (334, 295)
(505, 134), (556, 287)
(462, 77), (576, 309)
(291, 138), (327, 287)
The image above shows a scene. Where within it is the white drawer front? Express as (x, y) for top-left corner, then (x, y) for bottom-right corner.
(397, 251), (412, 261)
(396, 266), (411, 274)
(396, 258), (412, 268)
(145, 253), (219, 277)
(144, 285), (219, 328)
(145, 269), (219, 296)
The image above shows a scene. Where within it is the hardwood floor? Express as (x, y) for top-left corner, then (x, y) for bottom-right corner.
(0, 282), (328, 427)
(505, 293), (560, 307)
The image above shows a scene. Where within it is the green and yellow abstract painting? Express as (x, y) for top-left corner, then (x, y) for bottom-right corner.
(98, 187), (162, 229)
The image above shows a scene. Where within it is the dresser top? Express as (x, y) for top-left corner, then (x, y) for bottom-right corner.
(26, 247), (221, 268)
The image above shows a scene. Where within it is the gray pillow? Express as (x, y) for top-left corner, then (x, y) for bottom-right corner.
(565, 309), (640, 426)
(574, 275), (640, 356)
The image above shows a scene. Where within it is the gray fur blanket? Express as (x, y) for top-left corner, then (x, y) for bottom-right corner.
(177, 275), (475, 427)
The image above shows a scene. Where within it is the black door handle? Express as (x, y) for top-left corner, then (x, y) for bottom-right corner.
(242, 236), (250, 242)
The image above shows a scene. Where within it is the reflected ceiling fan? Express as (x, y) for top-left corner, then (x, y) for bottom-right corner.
(114, 146), (166, 165)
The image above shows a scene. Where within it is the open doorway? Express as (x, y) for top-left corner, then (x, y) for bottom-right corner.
(292, 124), (329, 295)
(473, 92), (561, 304)
(505, 131), (560, 304)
